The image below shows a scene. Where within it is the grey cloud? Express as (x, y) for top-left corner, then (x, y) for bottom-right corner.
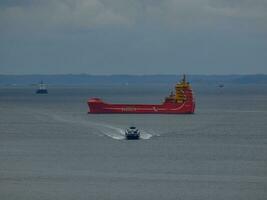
(0, 0), (138, 31)
(0, 0), (50, 8)
(210, 0), (267, 8)
(0, 0), (266, 74)
(1, 0), (267, 31)
(208, 0), (267, 18)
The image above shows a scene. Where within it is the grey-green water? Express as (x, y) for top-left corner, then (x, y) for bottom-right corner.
(1, 85), (267, 200)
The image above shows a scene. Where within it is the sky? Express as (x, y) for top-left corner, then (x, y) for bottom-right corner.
(0, 0), (267, 75)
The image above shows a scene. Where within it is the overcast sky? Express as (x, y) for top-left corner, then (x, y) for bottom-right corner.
(0, 0), (266, 75)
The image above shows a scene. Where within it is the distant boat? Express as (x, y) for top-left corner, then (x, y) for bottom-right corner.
(36, 81), (48, 94)
(218, 84), (224, 88)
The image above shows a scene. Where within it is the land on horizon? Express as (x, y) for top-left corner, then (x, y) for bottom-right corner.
(1, 74), (267, 86)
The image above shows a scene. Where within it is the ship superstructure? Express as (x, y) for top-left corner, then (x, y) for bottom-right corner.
(36, 81), (48, 94)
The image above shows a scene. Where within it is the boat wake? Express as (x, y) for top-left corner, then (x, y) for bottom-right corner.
(93, 124), (154, 140)
(94, 124), (126, 140)
(85, 122), (154, 140)
(37, 111), (154, 140)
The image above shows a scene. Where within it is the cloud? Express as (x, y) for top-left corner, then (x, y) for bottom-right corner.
(1, 0), (266, 33)
(0, 0), (131, 32)
(208, 0), (267, 18)
(0, 0), (266, 39)
(0, 0), (266, 74)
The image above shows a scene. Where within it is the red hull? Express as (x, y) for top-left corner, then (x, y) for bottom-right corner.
(88, 98), (195, 114)
(88, 75), (195, 114)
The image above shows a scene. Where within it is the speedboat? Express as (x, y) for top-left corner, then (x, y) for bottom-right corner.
(125, 126), (140, 140)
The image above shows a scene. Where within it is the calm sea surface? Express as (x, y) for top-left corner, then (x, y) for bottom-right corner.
(1, 84), (267, 200)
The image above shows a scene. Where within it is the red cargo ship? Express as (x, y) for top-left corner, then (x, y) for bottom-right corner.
(88, 75), (195, 114)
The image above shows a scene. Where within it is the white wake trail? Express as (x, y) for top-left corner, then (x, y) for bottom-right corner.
(50, 113), (154, 140)
(32, 109), (156, 140)
(140, 131), (153, 140)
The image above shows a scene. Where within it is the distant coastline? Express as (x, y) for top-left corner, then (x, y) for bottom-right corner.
(1, 74), (267, 86)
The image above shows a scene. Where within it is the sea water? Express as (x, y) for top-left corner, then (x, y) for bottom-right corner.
(0, 84), (267, 200)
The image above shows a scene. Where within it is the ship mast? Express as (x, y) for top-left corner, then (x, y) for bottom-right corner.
(182, 74), (186, 83)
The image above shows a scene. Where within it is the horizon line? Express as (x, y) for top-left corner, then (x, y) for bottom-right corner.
(1, 73), (267, 76)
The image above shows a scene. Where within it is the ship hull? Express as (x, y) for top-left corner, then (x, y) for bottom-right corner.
(88, 98), (195, 114)
(36, 89), (48, 94)
(126, 135), (140, 140)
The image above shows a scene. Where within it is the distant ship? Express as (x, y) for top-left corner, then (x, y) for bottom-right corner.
(87, 75), (195, 114)
(36, 81), (48, 94)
